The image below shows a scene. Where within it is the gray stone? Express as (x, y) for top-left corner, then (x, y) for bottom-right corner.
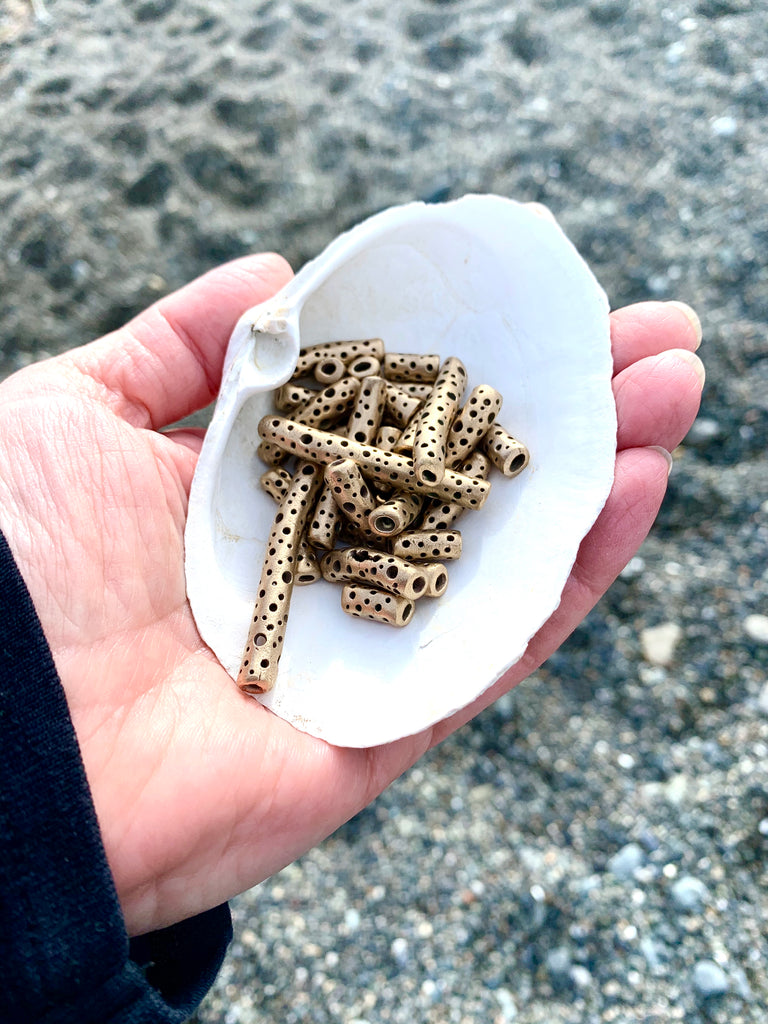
(607, 842), (645, 880)
(670, 875), (709, 912)
(693, 960), (729, 999)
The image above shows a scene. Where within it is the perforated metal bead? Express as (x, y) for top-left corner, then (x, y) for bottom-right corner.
(368, 491), (423, 537)
(384, 382), (423, 428)
(392, 529), (463, 562)
(257, 440), (289, 467)
(324, 458), (377, 530)
(482, 424), (531, 478)
(412, 356), (468, 486)
(291, 338), (385, 379)
(422, 562), (450, 597)
(274, 382), (315, 413)
(347, 355), (382, 379)
(307, 484), (343, 550)
(313, 356), (346, 385)
(445, 384), (503, 468)
(421, 451), (490, 530)
(375, 425), (402, 452)
(341, 584), (416, 627)
(346, 375), (387, 445)
(260, 466), (292, 502)
(237, 462), (323, 694)
(292, 377), (361, 429)
(381, 352), (440, 383)
(320, 547), (429, 600)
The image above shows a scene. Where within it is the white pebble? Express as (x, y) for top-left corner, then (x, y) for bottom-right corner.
(693, 960), (729, 998)
(744, 614), (768, 644)
(711, 114), (738, 137)
(641, 622), (682, 666)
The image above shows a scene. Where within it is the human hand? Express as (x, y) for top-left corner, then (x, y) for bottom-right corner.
(0, 252), (703, 937)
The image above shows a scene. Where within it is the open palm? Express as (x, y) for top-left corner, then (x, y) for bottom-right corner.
(0, 252), (703, 937)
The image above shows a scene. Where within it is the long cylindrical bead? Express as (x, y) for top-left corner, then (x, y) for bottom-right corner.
(237, 462), (324, 694)
(346, 375), (387, 445)
(258, 416), (491, 509)
(324, 458), (377, 530)
(274, 382), (315, 412)
(368, 491), (423, 537)
(411, 356), (468, 486)
(381, 352), (440, 383)
(392, 529), (463, 562)
(384, 382), (423, 428)
(260, 466), (292, 502)
(422, 561), (450, 597)
(420, 451), (490, 530)
(482, 424), (531, 478)
(292, 377), (361, 429)
(306, 484), (343, 549)
(320, 547), (429, 600)
(313, 356), (346, 385)
(445, 384), (503, 468)
(341, 584), (416, 628)
(291, 338), (385, 379)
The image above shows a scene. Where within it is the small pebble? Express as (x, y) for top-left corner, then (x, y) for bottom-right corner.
(607, 843), (645, 880)
(711, 114), (738, 137)
(744, 614), (768, 644)
(686, 416), (722, 445)
(390, 937), (409, 966)
(670, 875), (709, 912)
(640, 622), (682, 666)
(545, 946), (572, 990)
(692, 960), (729, 999)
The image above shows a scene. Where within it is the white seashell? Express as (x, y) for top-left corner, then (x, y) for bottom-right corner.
(184, 195), (616, 747)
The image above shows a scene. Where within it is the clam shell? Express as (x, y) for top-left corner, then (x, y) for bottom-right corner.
(184, 195), (616, 747)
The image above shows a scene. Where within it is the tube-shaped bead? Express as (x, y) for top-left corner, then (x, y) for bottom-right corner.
(320, 547), (429, 600)
(324, 458), (377, 531)
(341, 584), (416, 627)
(291, 338), (385, 379)
(346, 375), (387, 445)
(292, 377), (361, 429)
(411, 356), (468, 486)
(368, 491), (423, 536)
(381, 352), (440, 383)
(237, 462), (323, 694)
(445, 384), (503, 468)
(482, 424), (531, 478)
(392, 529), (463, 562)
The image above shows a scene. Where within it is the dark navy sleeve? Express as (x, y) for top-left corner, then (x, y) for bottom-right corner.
(0, 530), (232, 1023)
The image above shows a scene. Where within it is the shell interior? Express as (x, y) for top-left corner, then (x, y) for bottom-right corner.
(185, 195), (616, 747)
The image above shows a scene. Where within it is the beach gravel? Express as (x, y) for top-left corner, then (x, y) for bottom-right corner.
(1, 2), (766, 1022)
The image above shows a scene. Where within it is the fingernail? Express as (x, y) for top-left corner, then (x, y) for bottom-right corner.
(648, 445), (674, 477)
(666, 301), (702, 349)
(671, 347), (706, 388)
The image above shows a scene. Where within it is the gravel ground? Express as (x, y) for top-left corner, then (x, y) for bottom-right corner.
(2, 1), (767, 1022)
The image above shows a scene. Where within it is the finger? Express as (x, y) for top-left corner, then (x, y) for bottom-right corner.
(611, 301), (702, 375)
(614, 348), (705, 452)
(162, 427), (206, 455)
(71, 254), (294, 430)
(427, 445), (671, 746)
